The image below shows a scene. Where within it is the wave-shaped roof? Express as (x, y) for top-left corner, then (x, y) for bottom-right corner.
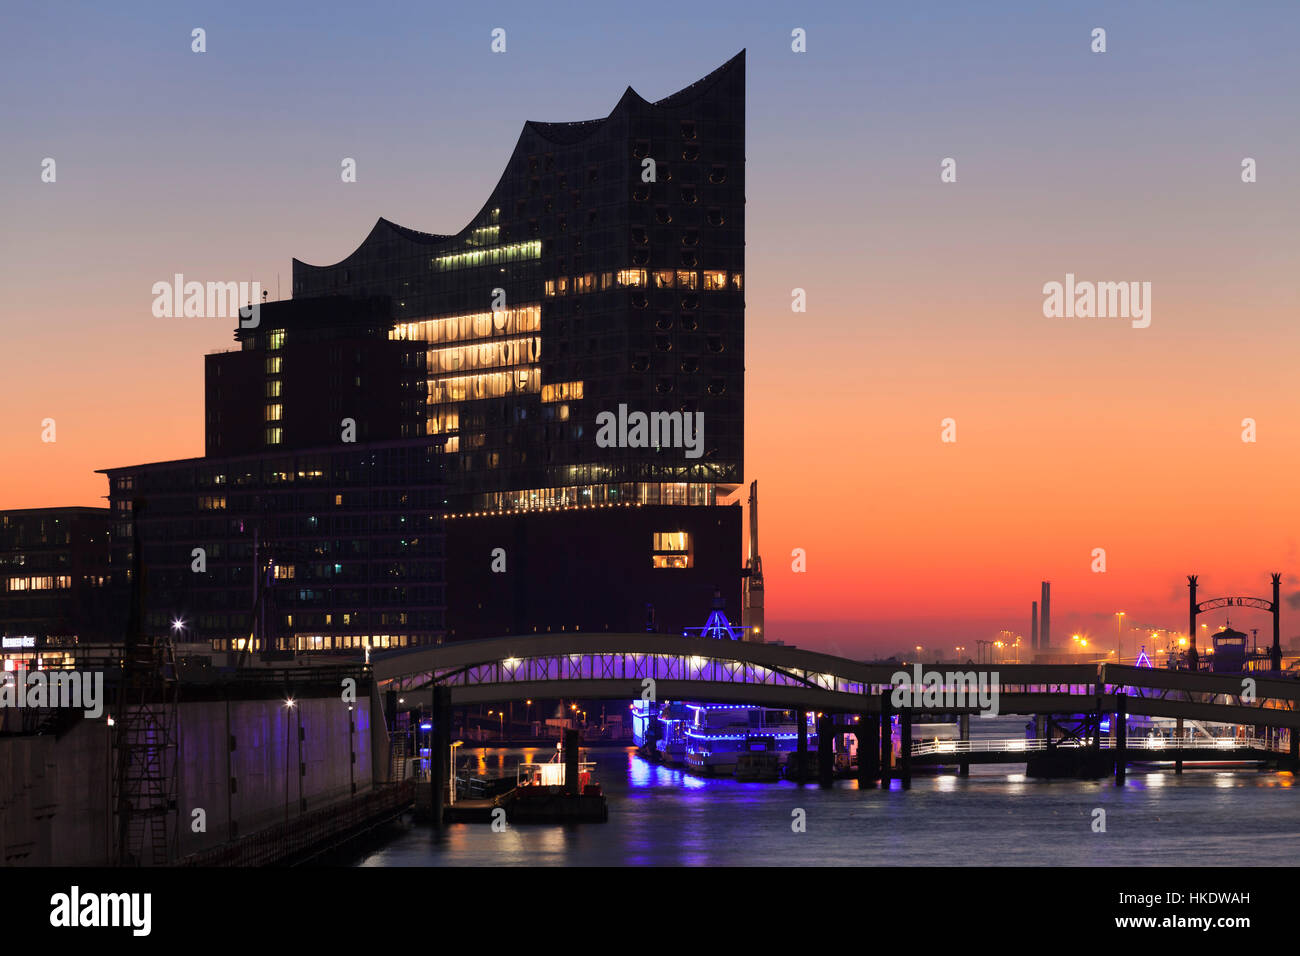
(295, 51), (743, 273)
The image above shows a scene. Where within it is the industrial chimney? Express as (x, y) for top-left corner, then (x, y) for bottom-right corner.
(1040, 581), (1051, 650)
(1031, 601), (1038, 650)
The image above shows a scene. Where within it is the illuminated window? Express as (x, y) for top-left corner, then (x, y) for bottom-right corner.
(390, 305), (540, 346)
(430, 240), (541, 272)
(730, 272), (743, 290)
(426, 409), (459, 434)
(652, 531), (693, 569)
(425, 336), (540, 376)
(265, 379), (282, 398)
(653, 270), (675, 289)
(198, 496), (227, 511)
(616, 269), (647, 288)
(265, 403), (283, 422)
(703, 271), (727, 291)
(265, 427), (283, 445)
(427, 368), (540, 405)
(676, 271), (698, 290)
(541, 381), (584, 402)
(6, 576), (62, 591)
(265, 356), (282, 375)
(274, 564), (295, 580)
(268, 330), (285, 350)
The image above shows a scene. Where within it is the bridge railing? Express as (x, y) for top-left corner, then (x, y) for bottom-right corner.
(425, 652), (876, 697)
(910, 735), (1284, 757)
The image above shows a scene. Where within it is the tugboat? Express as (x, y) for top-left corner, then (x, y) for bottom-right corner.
(502, 732), (608, 823)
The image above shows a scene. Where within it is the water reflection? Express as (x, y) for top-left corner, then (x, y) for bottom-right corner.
(354, 745), (1296, 867)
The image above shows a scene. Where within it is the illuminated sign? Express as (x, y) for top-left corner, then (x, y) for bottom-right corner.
(2, 637), (36, 649)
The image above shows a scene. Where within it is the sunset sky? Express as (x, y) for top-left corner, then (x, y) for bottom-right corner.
(3, 1), (1298, 655)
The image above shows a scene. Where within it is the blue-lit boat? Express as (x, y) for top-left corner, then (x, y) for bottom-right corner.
(631, 700), (690, 766)
(683, 703), (807, 776)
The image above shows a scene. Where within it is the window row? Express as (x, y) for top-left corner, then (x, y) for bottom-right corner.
(426, 336), (540, 376)
(430, 240), (541, 272)
(391, 305), (541, 346)
(545, 270), (740, 297)
(4, 575), (72, 591)
(427, 367), (542, 405)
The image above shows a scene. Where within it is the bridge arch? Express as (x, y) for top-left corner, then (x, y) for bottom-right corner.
(372, 632), (887, 711)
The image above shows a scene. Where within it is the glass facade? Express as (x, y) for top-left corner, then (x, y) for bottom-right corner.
(292, 51), (745, 514)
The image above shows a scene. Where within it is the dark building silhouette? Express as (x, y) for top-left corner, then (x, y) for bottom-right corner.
(100, 442), (445, 653)
(0, 507), (115, 663)
(96, 52), (747, 651)
(205, 295), (413, 457)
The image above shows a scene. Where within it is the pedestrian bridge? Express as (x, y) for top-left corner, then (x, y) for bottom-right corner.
(372, 633), (1300, 730)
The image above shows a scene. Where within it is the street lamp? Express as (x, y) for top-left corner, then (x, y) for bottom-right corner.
(1116, 612), (1126, 665)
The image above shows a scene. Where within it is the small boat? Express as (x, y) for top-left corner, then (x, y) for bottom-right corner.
(508, 747), (608, 822)
(734, 736), (782, 781)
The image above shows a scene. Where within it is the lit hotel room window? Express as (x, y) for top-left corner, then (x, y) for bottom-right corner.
(652, 531), (693, 569)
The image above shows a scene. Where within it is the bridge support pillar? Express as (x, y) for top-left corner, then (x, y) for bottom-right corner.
(1114, 693), (1127, 786)
(857, 714), (878, 787)
(817, 714), (834, 787)
(1093, 689), (1104, 754)
(900, 708), (912, 790)
(958, 713), (970, 777)
(879, 692), (892, 790)
(563, 729), (580, 795)
(430, 685), (451, 826)
(796, 709), (809, 784)
(1175, 716), (1184, 774)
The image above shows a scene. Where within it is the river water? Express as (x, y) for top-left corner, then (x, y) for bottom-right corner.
(354, 716), (1299, 866)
